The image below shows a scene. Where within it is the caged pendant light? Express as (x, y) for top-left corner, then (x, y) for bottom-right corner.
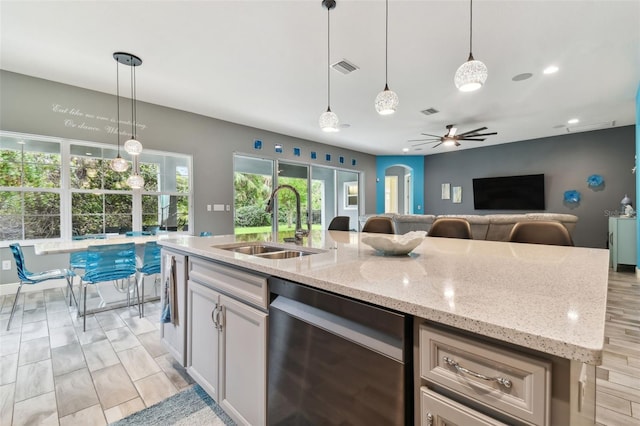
(110, 55), (129, 172)
(454, 0), (488, 92)
(374, 0), (398, 115)
(318, 0), (339, 133)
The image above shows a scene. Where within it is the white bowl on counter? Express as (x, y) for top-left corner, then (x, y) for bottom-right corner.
(361, 231), (427, 255)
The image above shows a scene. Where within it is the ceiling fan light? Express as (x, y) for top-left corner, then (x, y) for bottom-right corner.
(375, 86), (399, 115)
(126, 173), (144, 189)
(110, 155), (129, 172)
(443, 139), (457, 147)
(455, 58), (488, 92)
(124, 138), (143, 155)
(319, 108), (340, 132)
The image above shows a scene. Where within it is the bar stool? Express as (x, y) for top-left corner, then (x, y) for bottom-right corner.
(137, 241), (161, 318)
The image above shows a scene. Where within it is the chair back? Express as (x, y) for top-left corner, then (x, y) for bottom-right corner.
(200, 231), (212, 237)
(508, 221), (574, 246)
(362, 216), (395, 234)
(429, 218), (472, 239)
(9, 243), (32, 282)
(83, 242), (137, 283)
(126, 231), (151, 237)
(328, 216), (350, 231)
(69, 251), (88, 270)
(140, 241), (162, 275)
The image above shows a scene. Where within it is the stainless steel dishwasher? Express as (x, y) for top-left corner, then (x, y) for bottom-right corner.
(268, 277), (412, 425)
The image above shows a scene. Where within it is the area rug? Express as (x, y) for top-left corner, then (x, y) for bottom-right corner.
(110, 384), (236, 426)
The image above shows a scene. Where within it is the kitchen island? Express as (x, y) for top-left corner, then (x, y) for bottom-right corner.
(158, 230), (609, 425)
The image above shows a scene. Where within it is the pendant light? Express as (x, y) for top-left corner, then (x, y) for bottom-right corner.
(374, 0), (398, 115)
(319, 0), (339, 133)
(454, 0), (488, 92)
(110, 55), (129, 172)
(127, 157), (145, 189)
(114, 52), (144, 155)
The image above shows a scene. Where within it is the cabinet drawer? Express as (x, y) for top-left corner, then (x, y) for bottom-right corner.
(421, 387), (508, 426)
(189, 257), (268, 310)
(420, 324), (551, 425)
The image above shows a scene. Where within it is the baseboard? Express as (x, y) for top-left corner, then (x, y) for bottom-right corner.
(0, 279), (67, 296)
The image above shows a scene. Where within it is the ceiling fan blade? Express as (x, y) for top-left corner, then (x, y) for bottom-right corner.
(459, 138), (486, 141)
(455, 141), (461, 146)
(463, 132), (497, 137)
(409, 138), (439, 143)
(411, 140), (439, 146)
(420, 133), (443, 138)
(457, 127), (487, 136)
(431, 142), (443, 148)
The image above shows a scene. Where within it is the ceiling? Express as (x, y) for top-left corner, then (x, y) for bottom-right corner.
(1, 0), (638, 156)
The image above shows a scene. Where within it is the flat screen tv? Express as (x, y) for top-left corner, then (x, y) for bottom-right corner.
(473, 174), (545, 210)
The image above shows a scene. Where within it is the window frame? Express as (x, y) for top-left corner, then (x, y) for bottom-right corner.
(0, 131), (193, 246)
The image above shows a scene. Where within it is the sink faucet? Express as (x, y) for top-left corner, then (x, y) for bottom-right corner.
(265, 184), (310, 243)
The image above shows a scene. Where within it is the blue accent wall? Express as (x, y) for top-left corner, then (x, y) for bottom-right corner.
(375, 156), (424, 214)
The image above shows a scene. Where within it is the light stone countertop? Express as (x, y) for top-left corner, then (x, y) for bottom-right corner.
(158, 230), (610, 365)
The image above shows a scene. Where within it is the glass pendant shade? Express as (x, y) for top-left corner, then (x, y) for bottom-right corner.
(454, 56), (488, 92)
(111, 156), (129, 172)
(124, 138), (143, 155)
(126, 173), (144, 189)
(375, 85), (399, 115)
(319, 108), (339, 133)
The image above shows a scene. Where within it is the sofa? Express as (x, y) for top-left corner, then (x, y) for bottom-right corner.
(359, 213), (578, 241)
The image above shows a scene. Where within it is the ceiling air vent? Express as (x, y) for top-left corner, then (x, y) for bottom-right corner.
(566, 121), (615, 133)
(331, 59), (359, 75)
(421, 108), (439, 116)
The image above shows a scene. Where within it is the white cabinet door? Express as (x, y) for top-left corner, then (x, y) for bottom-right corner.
(160, 250), (187, 366)
(187, 280), (220, 400)
(218, 294), (267, 426)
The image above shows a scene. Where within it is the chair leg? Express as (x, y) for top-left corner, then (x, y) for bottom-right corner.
(6, 282), (23, 331)
(136, 277), (142, 318)
(83, 284), (87, 332)
(140, 275), (145, 319)
(66, 276), (78, 311)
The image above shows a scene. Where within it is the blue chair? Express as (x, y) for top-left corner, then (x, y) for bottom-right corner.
(125, 231), (151, 237)
(200, 231), (212, 237)
(7, 243), (77, 330)
(80, 242), (139, 331)
(137, 241), (161, 318)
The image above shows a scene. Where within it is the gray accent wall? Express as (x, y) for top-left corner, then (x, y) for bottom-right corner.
(0, 70), (376, 285)
(423, 125), (636, 248)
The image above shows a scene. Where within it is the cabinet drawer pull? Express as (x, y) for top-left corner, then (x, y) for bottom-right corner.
(425, 412), (433, 425)
(211, 305), (218, 328)
(443, 356), (512, 389)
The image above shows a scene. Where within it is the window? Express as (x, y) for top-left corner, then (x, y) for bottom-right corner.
(0, 131), (192, 242)
(344, 181), (358, 209)
(0, 136), (62, 240)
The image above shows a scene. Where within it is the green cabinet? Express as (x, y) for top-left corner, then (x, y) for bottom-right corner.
(609, 217), (637, 271)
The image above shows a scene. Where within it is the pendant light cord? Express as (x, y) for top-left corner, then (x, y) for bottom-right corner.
(469, 0), (473, 55)
(130, 64), (136, 140)
(385, 0), (389, 86)
(116, 59), (120, 156)
(327, 5), (331, 110)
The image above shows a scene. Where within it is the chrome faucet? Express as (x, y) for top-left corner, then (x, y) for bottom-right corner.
(265, 184), (310, 243)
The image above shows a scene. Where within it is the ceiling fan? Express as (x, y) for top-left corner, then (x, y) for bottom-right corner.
(410, 124), (497, 149)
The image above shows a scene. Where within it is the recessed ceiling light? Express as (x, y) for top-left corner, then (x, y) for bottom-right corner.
(402, 148), (409, 153)
(543, 65), (559, 74)
(567, 118), (580, 124)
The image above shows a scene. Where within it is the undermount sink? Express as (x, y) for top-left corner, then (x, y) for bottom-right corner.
(214, 242), (320, 259)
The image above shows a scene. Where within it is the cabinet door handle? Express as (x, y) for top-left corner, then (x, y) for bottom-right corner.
(211, 304), (219, 328)
(443, 356), (512, 389)
(217, 306), (224, 331)
(425, 412), (433, 426)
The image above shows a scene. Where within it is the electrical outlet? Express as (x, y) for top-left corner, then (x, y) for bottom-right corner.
(2, 260), (10, 271)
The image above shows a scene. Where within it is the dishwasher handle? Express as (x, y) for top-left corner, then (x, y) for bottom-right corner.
(270, 295), (404, 362)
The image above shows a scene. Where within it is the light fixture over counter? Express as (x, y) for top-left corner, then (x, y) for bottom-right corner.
(110, 54), (128, 173)
(113, 52), (145, 188)
(454, 0), (487, 92)
(319, 0), (339, 133)
(374, 0), (398, 115)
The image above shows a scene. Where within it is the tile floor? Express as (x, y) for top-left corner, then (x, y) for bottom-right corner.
(0, 285), (193, 426)
(0, 270), (638, 425)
